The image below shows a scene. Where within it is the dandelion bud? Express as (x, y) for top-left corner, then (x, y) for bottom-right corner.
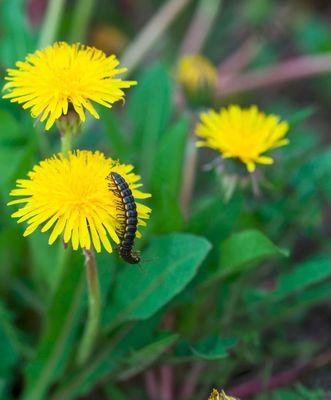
(176, 54), (218, 107)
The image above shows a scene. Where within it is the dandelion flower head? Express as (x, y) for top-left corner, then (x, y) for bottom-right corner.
(3, 42), (136, 130)
(8, 151), (151, 253)
(196, 105), (289, 172)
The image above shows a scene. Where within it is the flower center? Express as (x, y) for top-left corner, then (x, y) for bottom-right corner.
(54, 69), (82, 98)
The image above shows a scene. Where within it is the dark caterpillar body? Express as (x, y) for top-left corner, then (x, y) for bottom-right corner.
(107, 171), (140, 264)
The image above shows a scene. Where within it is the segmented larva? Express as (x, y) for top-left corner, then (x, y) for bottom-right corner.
(107, 171), (140, 264)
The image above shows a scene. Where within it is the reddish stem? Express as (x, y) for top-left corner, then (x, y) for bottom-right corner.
(160, 364), (174, 400)
(144, 370), (159, 400)
(218, 36), (261, 80)
(229, 364), (309, 398)
(228, 348), (331, 398)
(219, 53), (331, 97)
(180, 362), (206, 399)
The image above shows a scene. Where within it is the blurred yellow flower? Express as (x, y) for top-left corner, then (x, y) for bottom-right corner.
(90, 24), (128, 55)
(196, 105), (289, 172)
(3, 42), (136, 130)
(176, 54), (218, 93)
(8, 150), (151, 253)
(208, 388), (238, 400)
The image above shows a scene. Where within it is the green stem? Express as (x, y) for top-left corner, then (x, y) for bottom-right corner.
(57, 111), (81, 153)
(60, 128), (72, 154)
(38, 0), (66, 48)
(69, 0), (96, 43)
(77, 249), (101, 366)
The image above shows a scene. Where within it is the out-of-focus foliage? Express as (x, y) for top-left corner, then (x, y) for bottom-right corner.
(0, 0), (331, 399)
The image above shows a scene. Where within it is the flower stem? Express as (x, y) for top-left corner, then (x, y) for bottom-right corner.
(77, 249), (101, 366)
(160, 364), (174, 400)
(144, 370), (159, 400)
(60, 129), (72, 154)
(180, 362), (205, 399)
(57, 111), (81, 154)
(38, 0), (66, 48)
(69, 0), (96, 42)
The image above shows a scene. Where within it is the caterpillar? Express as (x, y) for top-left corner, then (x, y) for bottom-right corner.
(107, 171), (140, 264)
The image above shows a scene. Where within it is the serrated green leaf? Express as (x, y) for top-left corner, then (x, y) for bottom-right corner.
(117, 333), (179, 380)
(271, 255), (331, 300)
(103, 233), (211, 331)
(245, 256), (331, 323)
(191, 336), (238, 360)
(221, 230), (288, 270)
(205, 230), (288, 285)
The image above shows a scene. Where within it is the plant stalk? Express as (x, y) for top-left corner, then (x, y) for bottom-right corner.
(144, 370), (159, 400)
(60, 129), (72, 154)
(57, 110), (81, 153)
(77, 249), (101, 365)
(180, 362), (206, 399)
(160, 364), (174, 400)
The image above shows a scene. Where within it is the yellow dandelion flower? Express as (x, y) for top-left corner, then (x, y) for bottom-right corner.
(196, 105), (289, 172)
(208, 388), (238, 400)
(2, 42), (136, 130)
(8, 150), (151, 253)
(176, 54), (218, 93)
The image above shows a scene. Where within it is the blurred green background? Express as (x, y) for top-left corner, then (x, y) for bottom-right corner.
(1, 0), (331, 399)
